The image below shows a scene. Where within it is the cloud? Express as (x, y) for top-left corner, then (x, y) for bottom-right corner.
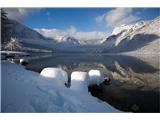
(72, 31), (108, 41)
(5, 8), (40, 21)
(35, 26), (109, 43)
(96, 8), (140, 28)
(67, 26), (77, 35)
(35, 28), (67, 38)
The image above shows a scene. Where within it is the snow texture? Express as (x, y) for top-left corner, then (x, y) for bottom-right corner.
(103, 17), (160, 54)
(70, 71), (89, 92)
(1, 62), (120, 113)
(40, 67), (68, 86)
(1, 51), (29, 56)
(88, 70), (104, 86)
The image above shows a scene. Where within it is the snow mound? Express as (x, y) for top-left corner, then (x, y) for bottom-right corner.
(70, 71), (89, 92)
(2, 62), (121, 112)
(88, 70), (104, 86)
(40, 67), (68, 85)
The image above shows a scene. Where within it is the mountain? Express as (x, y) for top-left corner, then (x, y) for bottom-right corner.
(4, 19), (85, 52)
(5, 19), (103, 52)
(3, 17), (159, 53)
(3, 19), (58, 50)
(35, 28), (106, 46)
(102, 17), (160, 54)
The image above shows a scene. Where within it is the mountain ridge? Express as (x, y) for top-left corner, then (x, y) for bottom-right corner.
(4, 17), (160, 53)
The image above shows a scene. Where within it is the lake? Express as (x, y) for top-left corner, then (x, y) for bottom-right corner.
(26, 53), (160, 112)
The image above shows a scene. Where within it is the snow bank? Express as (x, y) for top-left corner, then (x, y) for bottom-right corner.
(70, 71), (89, 92)
(88, 70), (104, 86)
(40, 67), (68, 86)
(1, 51), (29, 56)
(1, 62), (121, 112)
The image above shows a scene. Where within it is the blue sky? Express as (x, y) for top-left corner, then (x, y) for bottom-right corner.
(6, 8), (159, 33)
(23, 8), (112, 31)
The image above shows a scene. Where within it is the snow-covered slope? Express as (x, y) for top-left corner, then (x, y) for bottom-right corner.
(5, 17), (160, 53)
(5, 19), (87, 52)
(6, 19), (97, 52)
(5, 19), (58, 50)
(102, 17), (160, 54)
(1, 61), (120, 112)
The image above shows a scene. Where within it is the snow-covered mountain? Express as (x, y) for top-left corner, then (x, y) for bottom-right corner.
(4, 17), (159, 53)
(102, 17), (160, 54)
(35, 28), (107, 46)
(4, 19), (58, 50)
(6, 20), (96, 52)
(4, 19), (86, 52)
(5, 20), (105, 52)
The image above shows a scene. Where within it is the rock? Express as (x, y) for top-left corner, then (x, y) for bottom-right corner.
(20, 59), (28, 65)
(131, 104), (139, 111)
(103, 77), (111, 85)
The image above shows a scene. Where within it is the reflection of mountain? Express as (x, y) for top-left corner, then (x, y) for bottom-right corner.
(26, 54), (159, 90)
(112, 61), (159, 90)
(26, 54), (159, 112)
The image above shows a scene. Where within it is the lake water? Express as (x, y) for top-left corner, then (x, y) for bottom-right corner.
(26, 53), (160, 112)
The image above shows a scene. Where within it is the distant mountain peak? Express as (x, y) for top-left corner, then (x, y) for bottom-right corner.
(102, 17), (160, 54)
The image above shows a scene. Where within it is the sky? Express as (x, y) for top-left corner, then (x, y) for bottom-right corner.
(5, 8), (160, 40)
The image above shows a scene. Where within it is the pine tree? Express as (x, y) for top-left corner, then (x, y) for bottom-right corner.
(1, 8), (12, 46)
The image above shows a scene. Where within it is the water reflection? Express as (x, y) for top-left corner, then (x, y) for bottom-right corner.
(26, 54), (160, 112)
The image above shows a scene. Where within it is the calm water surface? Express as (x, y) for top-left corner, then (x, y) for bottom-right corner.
(26, 53), (160, 112)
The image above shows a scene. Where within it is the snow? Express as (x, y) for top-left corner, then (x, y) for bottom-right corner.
(20, 58), (28, 63)
(88, 70), (104, 86)
(23, 47), (53, 53)
(40, 68), (68, 86)
(111, 21), (147, 46)
(70, 70), (105, 91)
(103, 17), (160, 54)
(1, 51), (29, 56)
(112, 24), (133, 35)
(5, 16), (159, 54)
(1, 62), (120, 112)
(112, 21), (146, 36)
(1, 51), (30, 61)
(70, 71), (89, 92)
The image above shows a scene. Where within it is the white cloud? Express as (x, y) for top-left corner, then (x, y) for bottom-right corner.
(34, 28), (67, 38)
(73, 31), (108, 41)
(5, 8), (40, 21)
(35, 26), (109, 44)
(96, 8), (140, 28)
(67, 26), (77, 35)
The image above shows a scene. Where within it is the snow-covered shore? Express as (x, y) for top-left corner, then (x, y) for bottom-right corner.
(1, 61), (120, 112)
